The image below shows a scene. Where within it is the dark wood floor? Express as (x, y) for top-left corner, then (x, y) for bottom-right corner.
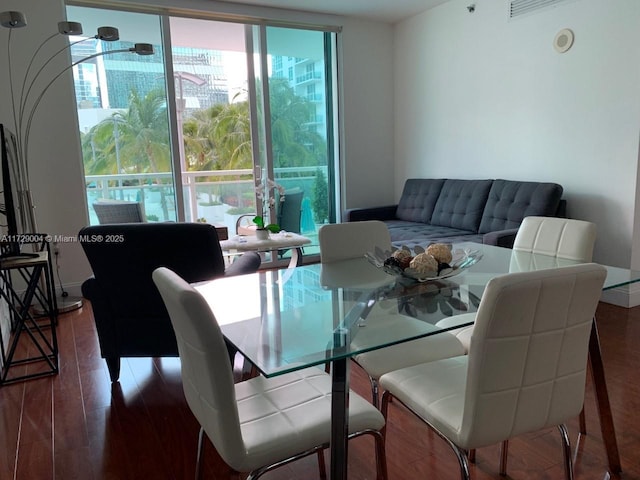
(1, 300), (639, 480)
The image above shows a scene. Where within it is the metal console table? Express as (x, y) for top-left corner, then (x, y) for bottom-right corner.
(0, 236), (58, 385)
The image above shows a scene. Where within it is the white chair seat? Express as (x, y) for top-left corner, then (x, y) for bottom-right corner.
(236, 366), (385, 472)
(379, 356), (468, 444)
(352, 313), (465, 379)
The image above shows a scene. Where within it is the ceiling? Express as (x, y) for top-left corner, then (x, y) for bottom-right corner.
(215, 0), (451, 23)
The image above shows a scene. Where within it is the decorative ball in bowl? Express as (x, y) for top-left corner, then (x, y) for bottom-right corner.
(365, 243), (483, 283)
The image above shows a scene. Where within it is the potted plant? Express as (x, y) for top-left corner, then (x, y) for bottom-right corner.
(253, 177), (285, 239)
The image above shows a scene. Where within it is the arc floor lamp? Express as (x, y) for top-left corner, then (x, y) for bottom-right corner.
(1, 10), (154, 312)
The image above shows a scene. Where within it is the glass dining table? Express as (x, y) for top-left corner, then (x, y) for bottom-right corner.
(194, 242), (638, 480)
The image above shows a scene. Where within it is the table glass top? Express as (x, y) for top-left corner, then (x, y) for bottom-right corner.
(194, 242), (640, 377)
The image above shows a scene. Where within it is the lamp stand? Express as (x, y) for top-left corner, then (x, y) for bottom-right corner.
(33, 294), (83, 315)
(32, 251), (84, 315)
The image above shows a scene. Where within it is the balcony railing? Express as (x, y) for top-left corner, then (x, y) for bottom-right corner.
(85, 167), (326, 238)
(295, 72), (322, 83)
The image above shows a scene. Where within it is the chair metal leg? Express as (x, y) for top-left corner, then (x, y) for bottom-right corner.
(499, 440), (509, 476)
(372, 430), (388, 480)
(380, 391), (391, 438)
(195, 426), (205, 480)
(558, 424), (574, 480)
(317, 450), (327, 479)
(578, 407), (587, 435)
(370, 376), (380, 408)
(447, 440), (471, 480)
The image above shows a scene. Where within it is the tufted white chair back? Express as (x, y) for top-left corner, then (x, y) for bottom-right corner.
(319, 220), (391, 263)
(513, 216), (596, 262)
(460, 263), (606, 448)
(152, 267), (245, 468)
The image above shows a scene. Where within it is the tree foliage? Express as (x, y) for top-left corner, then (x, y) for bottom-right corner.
(81, 78), (327, 176)
(312, 168), (329, 224)
(268, 78), (326, 168)
(81, 88), (170, 175)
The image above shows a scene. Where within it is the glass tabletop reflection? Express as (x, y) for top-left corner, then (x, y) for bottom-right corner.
(194, 242), (640, 378)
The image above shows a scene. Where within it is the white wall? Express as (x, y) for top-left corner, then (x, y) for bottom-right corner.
(339, 19), (395, 209)
(394, 0), (640, 270)
(0, 0), (396, 298)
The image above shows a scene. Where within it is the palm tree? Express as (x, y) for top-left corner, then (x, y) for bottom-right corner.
(81, 127), (116, 176)
(268, 78), (326, 169)
(181, 82), (325, 173)
(209, 99), (253, 170)
(113, 88), (171, 175)
(80, 88), (172, 219)
(81, 88), (170, 175)
(182, 99), (254, 172)
(182, 107), (218, 172)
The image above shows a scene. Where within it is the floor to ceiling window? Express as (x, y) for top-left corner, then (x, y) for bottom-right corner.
(66, 5), (339, 262)
(67, 7), (175, 223)
(249, 25), (335, 235)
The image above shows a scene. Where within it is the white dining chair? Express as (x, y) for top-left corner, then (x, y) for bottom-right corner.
(512, 215), (596, 261)
(152, 266), (388, 480)
(438, 216), (598, 350)
(435, 215), (598, 471)
(318, 221), (466, 407)
(380, 263), (607, 480)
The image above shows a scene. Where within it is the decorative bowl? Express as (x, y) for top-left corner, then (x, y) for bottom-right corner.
(365, 244), (483, 283)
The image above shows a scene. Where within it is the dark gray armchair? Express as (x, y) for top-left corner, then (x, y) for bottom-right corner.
(79, 222), (261, 382)
(235, 188), (304, 236)
(277, 188), (304, 234)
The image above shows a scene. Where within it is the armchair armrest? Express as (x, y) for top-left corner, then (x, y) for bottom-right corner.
(482, 228), (519, 248)
(81, 276), (96, 300)
(343, 205), (398, 222)
(224, 251), (262, 277)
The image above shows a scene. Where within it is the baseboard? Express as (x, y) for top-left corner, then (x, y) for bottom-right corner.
(56, 281), (84, 298)
(600, 282), (640, 308)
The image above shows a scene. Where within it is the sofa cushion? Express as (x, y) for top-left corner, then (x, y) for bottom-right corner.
(478, 180), (563, 234)
(430, 179), (493, 232)
(395, 178), (446, 223)
(387, 224), (483, 250)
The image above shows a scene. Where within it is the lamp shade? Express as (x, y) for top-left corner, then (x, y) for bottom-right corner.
(132, 43), (154, 55)
(0, 11), (27, 28)
(97, 26), (119, 41)
(58, 21), (82, 35)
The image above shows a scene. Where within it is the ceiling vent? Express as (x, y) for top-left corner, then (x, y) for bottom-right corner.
(509, 0), (575, 19)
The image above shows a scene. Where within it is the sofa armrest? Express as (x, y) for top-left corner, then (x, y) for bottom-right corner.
(224, 251), (262, 277)
(483, 228), (519, 248)
(343, 205), (398, 222)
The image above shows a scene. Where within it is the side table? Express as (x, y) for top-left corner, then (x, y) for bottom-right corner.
(220, 232), (312, 268)
(0, 242), (58, 385)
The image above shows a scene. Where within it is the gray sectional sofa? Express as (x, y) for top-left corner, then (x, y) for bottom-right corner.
(344, 178), (565, 249)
